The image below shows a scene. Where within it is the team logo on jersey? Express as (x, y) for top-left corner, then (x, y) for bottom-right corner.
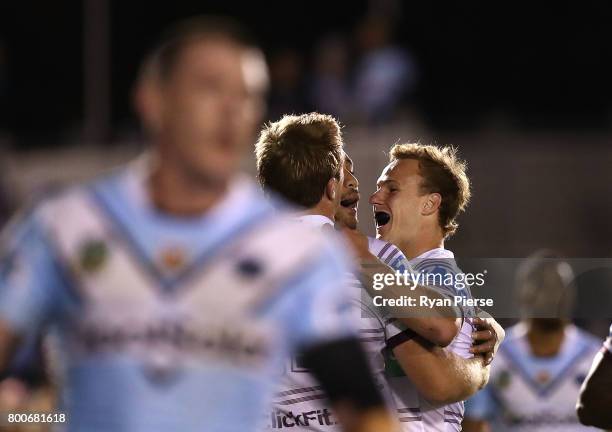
(535, 370), (551, 384)
(495, 370), (511, 389)
(158, 246), (188, 273)
(78, 239), (109, 273)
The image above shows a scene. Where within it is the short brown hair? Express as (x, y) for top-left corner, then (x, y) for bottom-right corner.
(390, 143), (471, 237)
(256, 113), (344, 208)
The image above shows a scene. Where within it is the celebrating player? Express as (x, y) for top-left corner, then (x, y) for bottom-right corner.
(256, 114), (500, 431)
(367, 143), (504, 430)
(0, 18), (395, 432)
(464, 251), (601, 431)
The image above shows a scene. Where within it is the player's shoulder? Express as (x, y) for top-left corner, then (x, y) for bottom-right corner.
(570, 325), (604, 353)
(31, 167), (125, 223)
(257, 213), (349, 261)
(367, 237), (411, 272)
(498, 323), (526, 352)
(411, 248), (460, 275)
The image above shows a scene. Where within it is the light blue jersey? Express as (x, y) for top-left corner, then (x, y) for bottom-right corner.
(465, 323), (601, 431)
(0, 160), (357, 432)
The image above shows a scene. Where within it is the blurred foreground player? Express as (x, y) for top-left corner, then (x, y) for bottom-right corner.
(0, 18), (395, 432)
(576, 322), (612, 428)
(464, 251), (601, 431)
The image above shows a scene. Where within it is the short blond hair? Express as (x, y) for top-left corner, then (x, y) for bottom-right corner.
(255, 113), (343, 208)
(390, 143), (471, 237)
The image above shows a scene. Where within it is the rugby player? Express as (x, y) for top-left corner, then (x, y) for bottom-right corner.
(366, 143), (505, 430)
(0, 18), (395, 432)
(464, 251), (601, 431)
(255, 113), (493, 431)
(576, 321), (612, 428)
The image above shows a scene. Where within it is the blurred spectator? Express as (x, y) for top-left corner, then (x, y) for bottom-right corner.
(308, 35), (352, 120)
(267, 48), (309, 121)
(353, 16), (417, 124)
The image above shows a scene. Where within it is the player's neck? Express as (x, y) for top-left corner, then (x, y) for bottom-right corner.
(306, 202), (335, 223)
(149, 157), (227, 217)
(401, 230), (444, 260)
(526, 321), (566, 357)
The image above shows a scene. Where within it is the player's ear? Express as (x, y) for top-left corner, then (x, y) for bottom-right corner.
(325, 177), (339, 202)
(422, 193), (441, 216)
(133, 74), (164, 134)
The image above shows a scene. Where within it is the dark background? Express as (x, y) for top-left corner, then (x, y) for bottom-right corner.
(1, 1), (612, 147)
(0, 0), (611, 258)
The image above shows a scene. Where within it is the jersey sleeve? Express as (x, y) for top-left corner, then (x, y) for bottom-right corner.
(281, 237), (358, 351)
(0, 208), (70, 336)
(604, 323), (612, 354)
(464, 385), (498, 421)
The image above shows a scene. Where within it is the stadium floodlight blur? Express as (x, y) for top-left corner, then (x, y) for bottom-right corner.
(0, 16), (396, 432)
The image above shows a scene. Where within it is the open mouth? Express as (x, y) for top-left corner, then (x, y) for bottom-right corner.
(340, 192), (359, 210)
(341, 197), (359, 209)
(374, 211), (391, 227)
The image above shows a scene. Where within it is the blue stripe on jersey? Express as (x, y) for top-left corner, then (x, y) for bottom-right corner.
(389, 257), (407, 273)
(89, 184), (274, 295)
(502, 340), (593, 397)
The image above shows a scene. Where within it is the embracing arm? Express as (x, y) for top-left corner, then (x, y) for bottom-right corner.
(341, 227), (461, 347)
(392, 336), (489, 405)
(358, 256), (461, 347)
(389, 316), (503, 405)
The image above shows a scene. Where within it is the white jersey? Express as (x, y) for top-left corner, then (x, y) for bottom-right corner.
(0, 163), (359, 432)
(465, 323), (601, 431)
(265, 229), (412, 430)
(383, 247), (475, 431)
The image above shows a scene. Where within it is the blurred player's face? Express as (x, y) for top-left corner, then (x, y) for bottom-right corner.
(335, 155), (360, 229)
(370, 159), (429, 248)
(151, 38), (266, 185)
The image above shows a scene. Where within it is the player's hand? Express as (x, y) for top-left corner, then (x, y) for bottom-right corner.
(339, 227), (372, 261)
(470, 317), (505, 365)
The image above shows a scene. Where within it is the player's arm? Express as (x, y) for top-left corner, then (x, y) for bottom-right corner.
(0, 207), (66, 375)
(348, 238), (461, 349)
(387, 316), (502, 404)
(301, 338), (397, 432)
(342, 228), (461, 346)
(390, 335), (490, 405)
(359, 255), (462, 346)
(576, 348), (612, 428)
